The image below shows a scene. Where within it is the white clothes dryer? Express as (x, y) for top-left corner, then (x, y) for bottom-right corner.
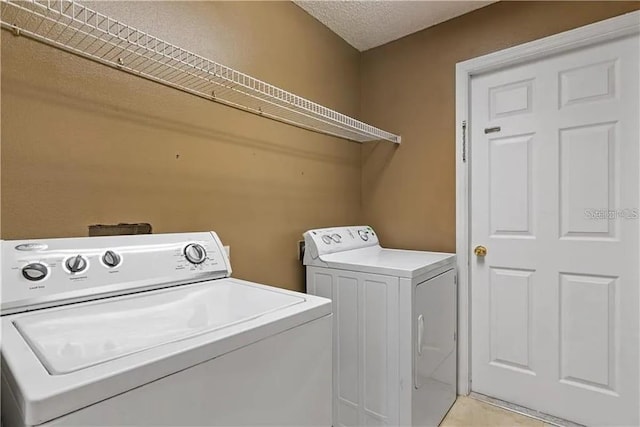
(304, 225), (456, 427)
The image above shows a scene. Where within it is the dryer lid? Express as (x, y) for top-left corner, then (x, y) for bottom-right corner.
(317, 246), (456, 278)
(13, 280), (305, 375)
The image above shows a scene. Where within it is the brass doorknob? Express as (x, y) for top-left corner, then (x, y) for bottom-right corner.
(474, 245), (487, 257)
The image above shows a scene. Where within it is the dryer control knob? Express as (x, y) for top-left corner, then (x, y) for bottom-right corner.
(102, 250), (121, 268)
(184, 243), (206, 264)
(65, 255), (88, 273)
(22, 263), (48, 282)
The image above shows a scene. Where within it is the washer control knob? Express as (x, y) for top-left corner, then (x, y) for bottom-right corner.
(102, 250), (121, 268)
(321, 235), (333, 244)
(22, 263), (48, 282)
(65, 255), (88, 273)
(184, 243), (206, 264)
(358, 230), (369, 241)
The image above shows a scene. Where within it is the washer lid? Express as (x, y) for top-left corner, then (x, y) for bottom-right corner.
(13, 280), (304, 375)
(2, 278), (330, 426)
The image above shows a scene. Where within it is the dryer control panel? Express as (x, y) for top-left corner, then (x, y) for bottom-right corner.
(1, 232), (231, 315)
(303, 225), (380, 260)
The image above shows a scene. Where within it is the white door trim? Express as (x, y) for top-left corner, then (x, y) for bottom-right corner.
(455, 10), (640, 396)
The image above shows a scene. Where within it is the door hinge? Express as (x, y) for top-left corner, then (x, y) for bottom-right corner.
(454, 331), (457, 341)
(462, 120), (467, 163)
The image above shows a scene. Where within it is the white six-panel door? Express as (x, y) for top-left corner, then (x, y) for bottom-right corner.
(470, 34), (639, 426)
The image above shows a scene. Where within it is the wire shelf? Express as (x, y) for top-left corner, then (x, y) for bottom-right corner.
(0, 0), (401, 144)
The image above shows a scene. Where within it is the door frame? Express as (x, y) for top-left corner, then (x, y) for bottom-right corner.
(455, 10), (640, 396)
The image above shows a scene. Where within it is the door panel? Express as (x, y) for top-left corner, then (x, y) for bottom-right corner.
(489, 267), (534, 374)
(489, 134), (534, 236)
(559, 273), (617, 393)
(471, 34), (639, 426)
(559, 122), (617, 239)
(559, 60), (616, 107)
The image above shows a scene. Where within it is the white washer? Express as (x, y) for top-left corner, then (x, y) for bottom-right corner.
(303, 226), (456, 427)
(1, 232), (332, 427)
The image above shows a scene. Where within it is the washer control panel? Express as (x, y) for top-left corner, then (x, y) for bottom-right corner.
(183, 243), (207, 264)
(102, 250), (121, 268)
(64, 255), (88, 274)
(22, 263), (49, 282)
(1, 232), (231, 315)
(303, 225), (380, 260)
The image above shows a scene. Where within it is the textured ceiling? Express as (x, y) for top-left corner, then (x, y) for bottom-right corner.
(295, 1), (496, 51)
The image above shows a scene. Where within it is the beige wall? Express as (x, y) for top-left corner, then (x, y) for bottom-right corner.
(1, 1), (361, 292)
(2, 1), (639, 293)
(360, 1), (640, 253)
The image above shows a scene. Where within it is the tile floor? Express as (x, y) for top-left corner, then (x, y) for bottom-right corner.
(441, 396), (555, 427)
